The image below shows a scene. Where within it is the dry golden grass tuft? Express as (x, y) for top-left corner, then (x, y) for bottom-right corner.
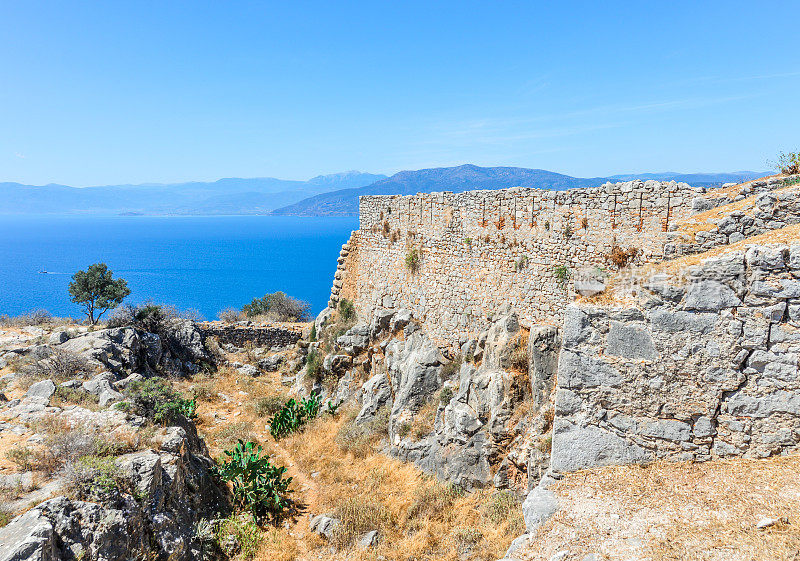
(517, 455), (800, 561)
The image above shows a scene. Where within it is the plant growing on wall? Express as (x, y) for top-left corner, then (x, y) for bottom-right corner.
(563, 223), (573, 239)
(405, 248), (421, 273)
(514, 255), (529, 272)
(604, 246), (640, 269)
(581, 217), (589, 230)
(553, 264), (570, 286)
(463, 237), (472, 248)
(543, 220), (550, 231)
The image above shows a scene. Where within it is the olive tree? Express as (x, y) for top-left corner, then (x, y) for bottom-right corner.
(68, 263), (131, 324)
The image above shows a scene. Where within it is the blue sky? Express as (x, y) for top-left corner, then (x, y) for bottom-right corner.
(2, 1), (798, 186)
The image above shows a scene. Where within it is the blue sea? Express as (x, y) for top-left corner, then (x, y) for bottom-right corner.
(0, 215), (358, 320)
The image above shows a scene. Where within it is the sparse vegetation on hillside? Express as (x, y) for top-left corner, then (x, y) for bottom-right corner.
(773, 151), (800, 175)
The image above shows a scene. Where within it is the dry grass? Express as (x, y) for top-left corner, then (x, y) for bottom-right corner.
(517, 455), (800, 561)
(275, 412), (521, 561)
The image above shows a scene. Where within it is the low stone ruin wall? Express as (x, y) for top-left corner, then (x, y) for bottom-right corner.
(200, 325), (301, 349)
(551, 244), (800, 472)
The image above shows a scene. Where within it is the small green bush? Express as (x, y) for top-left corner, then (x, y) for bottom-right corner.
(482, 490), (525, 534)
(125, 378), (197, 426)
(774, 151), (800, 175)
(407, 481), (463, 520)
(216, 440), (293, 523)
(213, 515), (262, 560)
(439, 386), (454, 404)
(305, 348), (323, 381)
(309, 323), (317, 342)
(253, 395), (285, 417)
(338, 298), (356, 323)
(64, 455), (120, 500)
(514, 255), (529, 272)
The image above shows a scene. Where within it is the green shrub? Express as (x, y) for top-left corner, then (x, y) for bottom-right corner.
(408, 481), (463, 520)
(64, 455), (120, 500)
(125, 378), (197, 426)
(216, 440), (293, 523)
(309, 323), (317, 342)
(514, 255), (529, 272)
(242, 292), (310, 322)
(439, 386), (454, 404)
(338, 298), (356, 323)
(405, 248), (421, 272)
(268, 394), (321, 440)
(482, 490), (525, 534)
(213, 515), (262, 560)
(5, 446), (35, 471)
(305, 348), (323, 381)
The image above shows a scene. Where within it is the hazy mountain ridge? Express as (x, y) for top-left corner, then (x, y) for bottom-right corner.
(0, 167), (769, 216)
(0, 172), (386, 215)
(272, 165), (769, 216)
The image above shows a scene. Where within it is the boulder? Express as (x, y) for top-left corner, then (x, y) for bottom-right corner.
(47, 331), (70, 346)
(26, 380), (56, 401)
(309, 515), (340, 539)
(0, 507), (58, 561)
(257, 355), (284, 372)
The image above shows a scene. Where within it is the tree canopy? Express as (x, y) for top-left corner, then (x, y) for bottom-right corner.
(68, 263), (131, 324)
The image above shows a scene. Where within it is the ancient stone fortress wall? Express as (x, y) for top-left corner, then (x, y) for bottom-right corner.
(551, 244), (800, 472)
(337, 180), (702, 346)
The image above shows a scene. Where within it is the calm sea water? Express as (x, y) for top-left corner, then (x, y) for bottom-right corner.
(0, 215), (357, 320)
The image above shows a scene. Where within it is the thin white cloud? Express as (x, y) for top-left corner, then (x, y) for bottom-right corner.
(14, 152), (25, 159)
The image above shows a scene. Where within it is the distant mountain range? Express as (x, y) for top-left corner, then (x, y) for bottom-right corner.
(271, 165), (768, 216)
(0, 166), (767, 216)
(0, 171), (386, 215)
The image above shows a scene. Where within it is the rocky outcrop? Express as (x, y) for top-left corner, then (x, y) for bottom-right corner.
(58, 321), (210, 376)
(315, 306), (559, 491)
(0, 423), (226, 561)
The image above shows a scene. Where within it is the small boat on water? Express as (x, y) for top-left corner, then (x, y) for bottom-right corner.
(38, 270), (48, 274)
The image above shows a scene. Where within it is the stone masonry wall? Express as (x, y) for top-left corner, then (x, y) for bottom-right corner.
(551, 244), (800, 472)
(339, 180), (701, 346)
(200, 325), (301, 350)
